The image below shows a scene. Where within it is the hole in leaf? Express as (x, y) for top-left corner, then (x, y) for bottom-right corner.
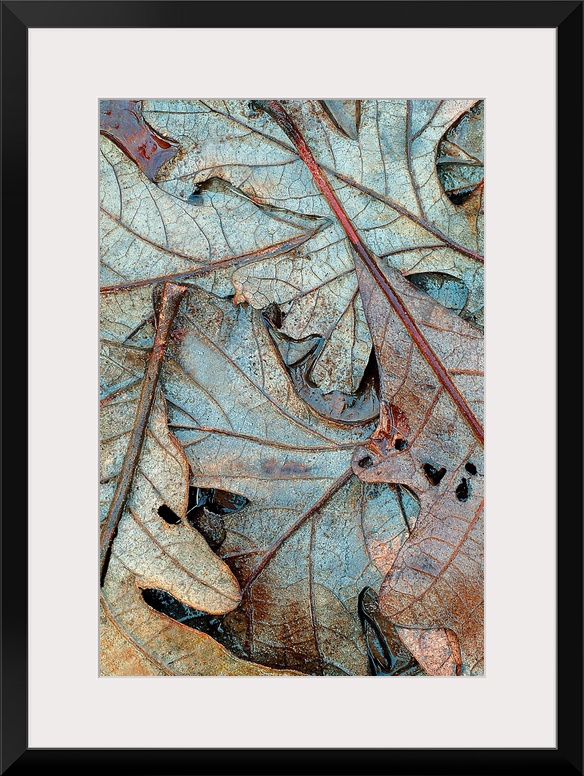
(448, 187), (475, 206)
(188, 487), (249, 516)
(394, 438), (408, 451)
(186, 487), (249, 549)
(423, 463), (447, 486)
(157, 504), (181, 524)
(262, 301), (285, 330)
(358, 455), (373, 469)
(455, 478), (469, 502)
(465, 462), (477, 475)
(188, 185), (203, 205)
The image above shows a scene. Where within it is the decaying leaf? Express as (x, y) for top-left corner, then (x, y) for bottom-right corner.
(99, 98), (485, 678)
(100, 135), (327, 295)
(350, 260), (484, 674)
(100, 341), (242, 615)
(158, 286), (419, 675)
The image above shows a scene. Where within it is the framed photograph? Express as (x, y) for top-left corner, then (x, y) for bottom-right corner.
(4, 1), (582, 773)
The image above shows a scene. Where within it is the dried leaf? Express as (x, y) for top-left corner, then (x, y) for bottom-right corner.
(350, 261), (484, 674)
(159, 286), (419, 675)
(100, 341), (241, 615)
(100, 98), (485, 677)
(100, 135), (327, 294)
(144, 99), (484, 391)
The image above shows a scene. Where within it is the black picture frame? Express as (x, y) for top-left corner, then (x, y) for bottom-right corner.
(2, 2), (582, 774)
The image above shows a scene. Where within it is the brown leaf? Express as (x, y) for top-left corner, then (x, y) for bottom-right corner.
(396, 627), (462, 677)
(101, 558), (301, 676)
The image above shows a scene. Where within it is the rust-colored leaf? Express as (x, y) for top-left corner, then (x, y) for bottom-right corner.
(349, 262), (484, 674)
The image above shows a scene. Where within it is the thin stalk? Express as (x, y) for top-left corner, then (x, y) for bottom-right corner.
(100, 282), (188, 584)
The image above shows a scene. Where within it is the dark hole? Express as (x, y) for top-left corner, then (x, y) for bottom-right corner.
(262, 302), (284, 330)
(465, 462), (477, 475)
(141, 588), (248, 659)
(188, 487), (249, 516)
(186, 487), (249, 549)
(423, 463), (447, 486)
(394, 438), (408, 451)
(157, 504), (181, 524)
(455, 478), (469, 502)
(358, 455), (373, 469)
(447, 188), (475, 206)
(188, 184), (203, 204)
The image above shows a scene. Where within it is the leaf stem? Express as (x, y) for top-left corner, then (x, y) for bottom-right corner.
(99, 216), (326, 293)
(241, 468), (354, 595)
(255, 101), (484, 445)
(100, 282), (188, 585)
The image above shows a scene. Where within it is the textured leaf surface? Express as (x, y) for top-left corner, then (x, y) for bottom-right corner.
(99, 98), (485, 677)
(159, 287), (419, 675)
(101, 558), (300, 676)
(100, 135), (326, 294)
(350, 260), (484, 674)
(100, 343), (241, 615)
(144, 99), (484, 390)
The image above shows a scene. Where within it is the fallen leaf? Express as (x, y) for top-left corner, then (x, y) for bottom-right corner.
(99, 98), (485, 677)
(349, 262), (484, 674)
(396, 626), (462, 677)
(100, 135), (327, 294)
(256, 100), (484, 675)
(101, 558), (300, 676)
(100, 286), (242, 616)
(158, 286), (420, 675)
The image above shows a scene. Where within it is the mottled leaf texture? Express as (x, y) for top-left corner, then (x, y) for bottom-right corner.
(100, 98), (484, 677)
(100, 134), (327, 294)
(101, 558), (300, 676)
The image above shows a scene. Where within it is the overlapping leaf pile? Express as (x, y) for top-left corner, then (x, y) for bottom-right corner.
(100, 98), (484, 677)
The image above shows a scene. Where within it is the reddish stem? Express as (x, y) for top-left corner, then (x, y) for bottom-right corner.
(100, 282), (188, 584)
